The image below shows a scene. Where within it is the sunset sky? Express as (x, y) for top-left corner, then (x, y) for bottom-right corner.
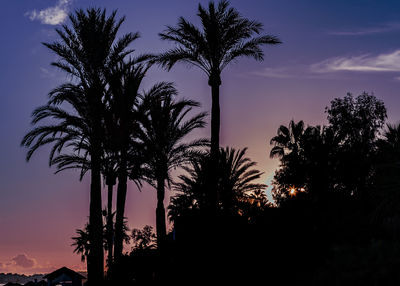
(1, 0), (400, 275)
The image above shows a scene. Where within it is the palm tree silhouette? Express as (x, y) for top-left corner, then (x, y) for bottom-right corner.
(170, 147), (266, 220)
(104, 164), (117, 267)
(384, 123), (400, 151)
(137, 82), (207, 249)
(72, 224), (91, 263)
(50, 142), (118, 267)
(270, 120), (305, 159)
(21, 8), (137, 283)
(269, 120), (307, 202)
(157, 0), (280, 209)
(105, 58), (151, 263)
(72, 215), (130, 265)
(218, 147), (266, 213)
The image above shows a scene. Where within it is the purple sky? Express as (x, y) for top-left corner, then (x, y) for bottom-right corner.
(1, 0), (400, 274)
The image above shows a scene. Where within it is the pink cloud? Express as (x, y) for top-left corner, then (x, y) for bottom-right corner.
(12, 254), (36, 268)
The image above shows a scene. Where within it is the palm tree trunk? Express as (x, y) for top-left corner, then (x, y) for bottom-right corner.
(210, 81), (220, 165)
(88, 146), (104, 285)
(209, 73), (221, 213)
(156, 176), (167, 251)
(106, 182), (114, 268)
(114, 152), (127, 263)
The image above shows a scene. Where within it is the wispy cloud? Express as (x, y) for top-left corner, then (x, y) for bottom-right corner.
(250, 65), (337, 80)
(311, 50), (400, 73)
(329, 22), (400, 36)
(40, 67), (56, 78)
(25, 0), (72, 25)
(251, 67), (295, 79)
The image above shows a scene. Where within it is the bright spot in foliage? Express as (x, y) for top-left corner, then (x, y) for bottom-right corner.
(288, 186), (306, 197)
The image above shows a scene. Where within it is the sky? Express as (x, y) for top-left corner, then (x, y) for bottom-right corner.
(1, 0), (400, 275)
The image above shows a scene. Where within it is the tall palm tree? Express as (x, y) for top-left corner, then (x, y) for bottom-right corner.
(21, 8), (137, 283)
(158, 0), (281, 208)
(137, 82), (207, 249)
(105, 58), (151, 263)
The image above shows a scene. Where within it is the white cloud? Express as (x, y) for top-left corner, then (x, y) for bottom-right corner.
(250, 65), (336, 80)
(311, 50), (400, 73)
(329, 22), (400, 36)
(26, 0), (72, 25)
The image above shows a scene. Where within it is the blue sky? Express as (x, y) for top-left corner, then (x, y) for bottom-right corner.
(1, 0), (400, 274)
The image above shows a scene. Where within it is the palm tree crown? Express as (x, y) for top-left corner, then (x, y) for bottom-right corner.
(270, 120), (305, 159)
(158, 0), (281, 81)
(170, 147), (266, 220)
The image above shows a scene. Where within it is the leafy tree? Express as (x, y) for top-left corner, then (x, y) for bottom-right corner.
(131, 225), (157, 251)
(270, 92), (387, 205)
(326, 92), (387, 196)
(158, 0), (280, 211)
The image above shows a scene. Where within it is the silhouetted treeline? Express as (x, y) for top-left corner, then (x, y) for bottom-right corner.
(19, 1), (400, 285)
(21, 1), (280, 285)
(111, 92), (400, 285)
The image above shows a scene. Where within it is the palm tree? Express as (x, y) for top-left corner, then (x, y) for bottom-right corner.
(21, 8), (137, 283)
(170, 152), (211, 220)
(137, 82), (207, 249)
(157, 0), (281, 209)
(51, 145), (118, 268)
(218, 147), (266, 213)
(72, 215), (130, 266)
(384, 123), (400, 151)
(170, 147), (265, 219)
(103, 163), (117, 267)
(105, 58), (151, 263)
(270, 120), (305, 159)
(269, 120), (307, 201)
(72, 224), (91, 263)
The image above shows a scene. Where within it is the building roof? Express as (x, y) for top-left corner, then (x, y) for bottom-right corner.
(4, 283), (22, 286)
(43, 267), (85, 280)
(24, 281), (46, 286)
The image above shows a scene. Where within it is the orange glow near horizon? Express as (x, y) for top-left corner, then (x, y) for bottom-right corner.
(288, 186), (307, 197)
